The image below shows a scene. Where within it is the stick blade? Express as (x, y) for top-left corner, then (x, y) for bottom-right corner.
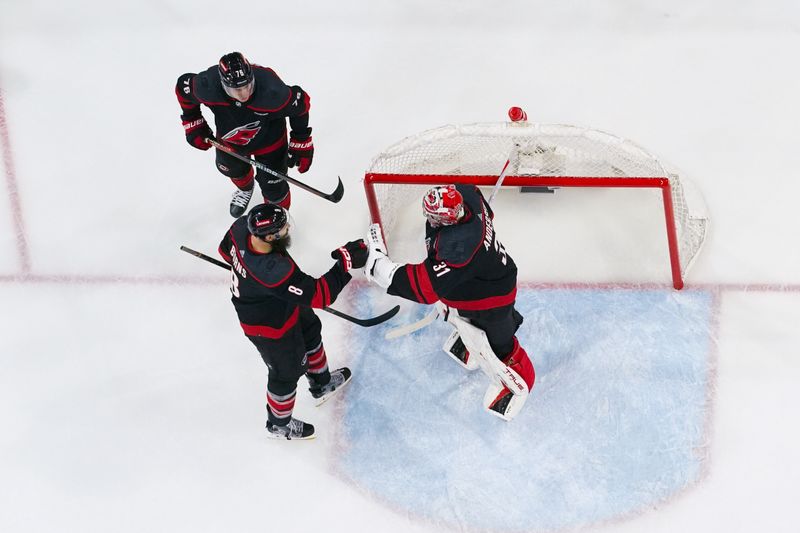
(327, 176), (345, 203)
(322, 304), (400, 327)
(354, 304), (400, 326)
(384, 308), (440, 339)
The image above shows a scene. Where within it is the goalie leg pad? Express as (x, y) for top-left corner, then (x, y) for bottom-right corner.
(502, 338), (535, 391)
(483, 340), (535, 421)
(442, 307), (535, 421)
(483, 382), (528, 421)
(441, 328), (478, 370)
(442, 306), (528, 393)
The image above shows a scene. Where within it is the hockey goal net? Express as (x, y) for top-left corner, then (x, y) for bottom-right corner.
(363, 121), (708, 289)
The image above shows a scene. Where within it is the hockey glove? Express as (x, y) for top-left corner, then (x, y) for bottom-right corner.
(288, 130), (314, 173)
(366, 223), (388, 255)
(331, 239), (368, 273)
(183, 116), (213, 151)
(365, 224), (400, 289)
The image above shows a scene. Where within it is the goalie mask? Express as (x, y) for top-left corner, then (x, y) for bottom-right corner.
(422, 185), (464, 227)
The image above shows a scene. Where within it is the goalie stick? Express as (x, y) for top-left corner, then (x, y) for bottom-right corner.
(180, 246), (399, 327)
(384, 306), (440, 339)
(382, 108), (525, 340)
(486, 151), (514, 205)
(205, 137), (344, 204)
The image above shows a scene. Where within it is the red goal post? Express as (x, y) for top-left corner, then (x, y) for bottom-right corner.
(363, 122), (709, 290)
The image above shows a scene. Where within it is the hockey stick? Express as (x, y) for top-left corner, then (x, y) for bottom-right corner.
(384, 306), (440, 339)
(205, 138), (344, 203)
(180, 246), (399, 327)
(486, 107), (527, 204)
(486, 151), (515, 205)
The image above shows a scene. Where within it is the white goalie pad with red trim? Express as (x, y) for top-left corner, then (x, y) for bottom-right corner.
(438, 303), (530, 421)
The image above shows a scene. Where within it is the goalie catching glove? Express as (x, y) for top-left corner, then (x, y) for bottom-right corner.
(364, 223), (401, 288)
(331, 239), (368, 273)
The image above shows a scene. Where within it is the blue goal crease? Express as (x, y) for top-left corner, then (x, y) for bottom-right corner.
(336, 287), (714, 532)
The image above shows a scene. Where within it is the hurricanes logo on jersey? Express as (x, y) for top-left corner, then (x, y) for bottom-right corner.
(221, 121), (262, 146)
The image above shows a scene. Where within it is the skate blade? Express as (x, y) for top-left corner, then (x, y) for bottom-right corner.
(266, 431), (317, 441)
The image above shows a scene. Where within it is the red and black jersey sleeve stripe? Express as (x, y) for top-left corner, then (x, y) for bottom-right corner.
(250, 260), (350, 310)
(388, 261), (440, 304)
(310, 277), (331, 308)
(307, 264), (350, 309)
(175, 73), (201, 116)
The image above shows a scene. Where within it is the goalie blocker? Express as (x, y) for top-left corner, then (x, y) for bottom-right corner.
(364, 183), (536, 421)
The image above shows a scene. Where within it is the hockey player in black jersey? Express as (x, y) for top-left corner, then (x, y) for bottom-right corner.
(365, 184), (535, 420)
(219, 203), (367, 440)
(176, 52), (314, 216)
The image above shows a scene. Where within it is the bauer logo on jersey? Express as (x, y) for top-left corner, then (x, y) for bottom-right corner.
(221, 121), (262, 146)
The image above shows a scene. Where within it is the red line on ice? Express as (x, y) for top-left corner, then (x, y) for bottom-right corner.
(0, 87), (31, 273)
(2, 84), (798, 293)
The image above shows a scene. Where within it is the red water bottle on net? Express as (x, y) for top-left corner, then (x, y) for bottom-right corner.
(508, 106), (528, 122)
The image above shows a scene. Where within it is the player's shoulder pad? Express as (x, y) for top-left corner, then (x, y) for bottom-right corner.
(176, 72), (196, 90)
(434, 214), (483, 268)
(175, 73), (200, 106)
(247, 251), (295, 287)
(247, 66), (292, 113)
(456, 183), (484, 214)
(192, 65), (229, 105)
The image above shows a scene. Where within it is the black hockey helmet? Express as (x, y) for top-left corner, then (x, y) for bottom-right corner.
(247, 203), (289, 241)
(218, 52), (253, 88)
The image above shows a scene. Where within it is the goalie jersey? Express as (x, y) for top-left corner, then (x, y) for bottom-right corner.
(387, 184), (518, 311)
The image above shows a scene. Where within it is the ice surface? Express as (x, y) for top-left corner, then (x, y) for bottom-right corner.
(339, 287), (713, 531)
(1, 1), (799, 532)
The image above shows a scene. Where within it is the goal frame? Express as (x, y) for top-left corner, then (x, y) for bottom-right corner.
(364, 173), (685, 289)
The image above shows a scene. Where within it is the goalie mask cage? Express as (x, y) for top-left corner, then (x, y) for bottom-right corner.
(363, 122), (709, 289)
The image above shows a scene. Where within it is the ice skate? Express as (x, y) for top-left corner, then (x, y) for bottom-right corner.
(229, 187), (254, 217)
(309, 367), (352, 406)
(266, 417), (315, 440)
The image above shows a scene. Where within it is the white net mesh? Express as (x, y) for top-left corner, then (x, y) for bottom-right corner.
(366, 122), (708, 279)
